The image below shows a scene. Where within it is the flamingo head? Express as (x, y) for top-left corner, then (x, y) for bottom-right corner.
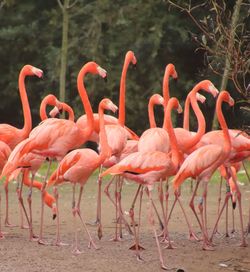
(126, 50), (137, 67)
(166, 63), (178, 80)
(23, 65), (43, 78)
(220, 91), (235, 107)
(196, 93), (206, 104)
(150, 94), (164, 106)
(100, 98), (118, 113)
(197, 80), (219, 98)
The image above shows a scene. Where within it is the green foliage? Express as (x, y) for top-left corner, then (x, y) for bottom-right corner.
(0, 0), (248, 134)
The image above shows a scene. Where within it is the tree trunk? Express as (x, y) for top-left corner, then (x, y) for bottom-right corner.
(59, 0), (69, 105)
(211, 0), (242, 129)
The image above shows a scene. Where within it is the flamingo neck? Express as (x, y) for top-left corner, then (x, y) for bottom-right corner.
(118, 56), (130, 126)
(164, 101), (182, 168)
(162, 69), (170, 105)
(98, 106), (110, 164)
(148, 99), (157, 128)
(77, 66), (94, 136)
(183, 94), (191, 130)
(62, 103), (75, 121)
(184, 92), (206, 150)
(19, 70), (32, 138)
(40, 96), (54, 121)
(216, 96), (231, 156)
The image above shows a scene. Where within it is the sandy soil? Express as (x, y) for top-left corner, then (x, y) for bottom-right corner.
(0, 177), (250, 272)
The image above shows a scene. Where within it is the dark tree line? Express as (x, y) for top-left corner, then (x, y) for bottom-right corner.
(0, 0), (249, 135)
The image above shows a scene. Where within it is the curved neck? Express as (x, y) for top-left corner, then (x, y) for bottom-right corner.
(185, 92), (206, 150)
(164, 101), (181, 168)
(183, 94), (191, 130)
(118, 56), (131, 126)
(19, 69), (32, 137)
(77, 66), (94, 135)
(162, 69), (170, 105)
(98, 106), (110, 164)
(62, 103), (75, 121)
(216, 97), (231, 155)
(148, 99), (157, 128)
(40, 96), (53, 121)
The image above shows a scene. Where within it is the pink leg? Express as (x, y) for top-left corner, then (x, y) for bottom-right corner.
(16, 178), (29, 229)
(214, 176), (223, 234)
(4, 177), (16, 227)
(228, 167), (247, 247)
(110, 177), (120, 242)
(72, 183), (83, 255)
(38, 160), (52, 245)
(231, 202), (235, 234)
(210, 192), (231, 242)
(0, 191), (5, 239)
(225, 199), (229, 237)
(53, 186), (68, 246)
(129, 185), (145, 252)
(76, 185), (99, 250)
(148, 189), (170, 270)
(189, 179), (203, 231)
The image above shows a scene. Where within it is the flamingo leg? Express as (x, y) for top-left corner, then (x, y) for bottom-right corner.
(16, 176), (28, 229)
(214, 176), (223, 234)
(231, 200), (235, 234)
(4, 177), (16, 227)
(210, 192), (231, 242)
(27, 172), (38, 241)
(175, 192), (200, 241)
(189, 179), (203, 231)
(129, 184), (145, 252)
(117, 176), (123, 239)
(225, 197), (229, 237)
(96, 174), (103, 240)
(72, 183), (82, 255)
(148, 189), (170, 270)
(76, 185), (98, 250)
(246, 204), (250, 235)
(110, 177), (120, 241)
(53, 186), (68, 246)
(0, 190), (4, 239)
(228, 167), (247, 247)
(17, 173), (31, 237)
(38, 159), (52, 245)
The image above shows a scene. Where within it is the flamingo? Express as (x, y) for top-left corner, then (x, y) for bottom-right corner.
(47, 98), (117, 254)
(3, 94), (70, 228)
(1, 61), (107, 244)
(172, 91), (237, 250)
(76, 51), (138, 142)
(101, 97), (183, 270)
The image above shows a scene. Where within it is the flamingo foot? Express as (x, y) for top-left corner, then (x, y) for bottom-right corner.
(0, 232), (5, 239)
(189, 231), (200, 241)
(72, 248), (84, 255)
(109, 236), (122, 242)
(87, 219), (99, 226)
(53, 240), (69, 246)
(4, 221), (17, 228)
(21, 224), (29, 229)
(136, 255), (145, 262)
(129, 243), (145, 250)
(97, 225), (103, 240)
(163, 243), (177, 250)
(37, 239), (49, 245)
(88, 240), (99, 250)
(202, 243), (215, 251)
(160, 263), (172, 270)
(238, 241), (248, 247)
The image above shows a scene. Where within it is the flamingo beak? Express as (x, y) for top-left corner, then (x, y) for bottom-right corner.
(229, 96), (235, 106)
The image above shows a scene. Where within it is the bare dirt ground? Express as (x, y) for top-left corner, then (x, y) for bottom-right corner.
(0, 177), (250, 272)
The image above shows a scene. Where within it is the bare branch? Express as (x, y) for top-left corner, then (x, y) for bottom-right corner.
(57, 0), (63, 10)
(68, 0), (77, 9)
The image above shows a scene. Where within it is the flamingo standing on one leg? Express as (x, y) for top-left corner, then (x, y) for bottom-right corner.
(47, 98), (117, 254)
(1, 61), (107, 244)
(173, 91), (235, 250)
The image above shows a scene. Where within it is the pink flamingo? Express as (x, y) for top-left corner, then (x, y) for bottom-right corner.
(76, 51), (138, 142)
(47, 98), (117, 254)
(101, 97), (183, 270)
(2, 61), (107, 244)
(172, 91), (239, 250)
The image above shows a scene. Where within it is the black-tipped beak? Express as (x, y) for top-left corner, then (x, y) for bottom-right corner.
(104, 76), (107, 82)
(133, 63), (137, 69)
(232, 202), (236, 209)
(53, 214), (57, 220)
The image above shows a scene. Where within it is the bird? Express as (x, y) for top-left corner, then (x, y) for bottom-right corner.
(76, 51), (138, 143)
(2, 61), (107, 244)
(173, 90), (236, 250)
(101, 97), (183, 270)
(47, 98), (117, 254)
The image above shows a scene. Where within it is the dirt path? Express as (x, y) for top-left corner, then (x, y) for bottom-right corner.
(1, 178), (250, 272)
